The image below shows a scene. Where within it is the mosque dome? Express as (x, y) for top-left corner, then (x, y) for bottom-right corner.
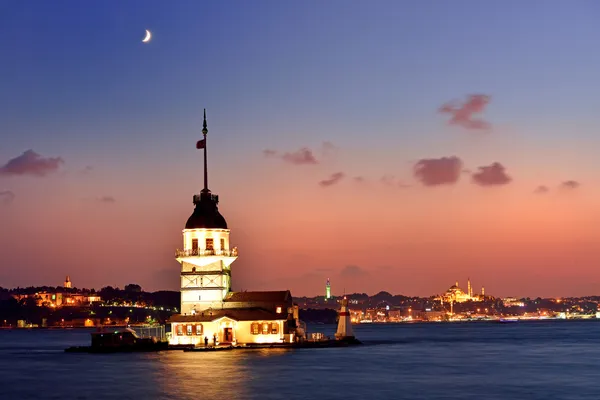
(185, 192), (228, 230)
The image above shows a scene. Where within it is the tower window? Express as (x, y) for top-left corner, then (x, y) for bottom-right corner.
(191, 239), (198, 254)
(206, 238), (214, 252)
(220, 238), (225, 250)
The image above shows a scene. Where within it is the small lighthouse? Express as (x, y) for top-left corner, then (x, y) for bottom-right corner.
(335, 296), (355, 341)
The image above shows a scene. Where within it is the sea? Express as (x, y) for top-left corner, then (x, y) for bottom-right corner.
(1, 320), (600, 400)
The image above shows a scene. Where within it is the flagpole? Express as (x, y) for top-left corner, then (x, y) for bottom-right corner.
(202, 109), (208, 192)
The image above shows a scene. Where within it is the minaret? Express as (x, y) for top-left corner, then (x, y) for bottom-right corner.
(64, 276), (72, 289)
(335, 296), (355, 340)
(325, 278), (331, 300)
(467, 278), (472, 298)
(175, 110), (238, 315)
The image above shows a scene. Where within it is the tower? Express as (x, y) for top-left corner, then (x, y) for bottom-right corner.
(64, 276), (72, 289)
(481, 286), (485, 296)
(326, 278), (331, 300)
(175, 110), (238, 315)
(335, 296), (354, 340)
(467, 277), (472, 298)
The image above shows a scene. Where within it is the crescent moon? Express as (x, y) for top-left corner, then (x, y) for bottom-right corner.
(142, 29), (152, 43)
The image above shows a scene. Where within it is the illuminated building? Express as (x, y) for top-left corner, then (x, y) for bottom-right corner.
(168, 111), (305, 346)
(64, 276), (72, 289)
(438, 278), (483, 303)
(326, 278), (331, 300)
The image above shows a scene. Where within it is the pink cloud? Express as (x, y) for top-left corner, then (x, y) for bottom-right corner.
(319, 172), (345, 187)
(439, 94), (491, 130)
(472, 162), (512, 186)
(263, 147), (319, 165)
(560, 180), (580, 190)
(0, 150), (64, 177)
(413, 156), (463, 186)
(534, 185), (549, 194)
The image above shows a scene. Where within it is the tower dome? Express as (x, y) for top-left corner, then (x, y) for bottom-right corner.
(185, 191), (228, 229)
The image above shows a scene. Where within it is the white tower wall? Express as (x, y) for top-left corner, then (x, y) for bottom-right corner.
(176, 228), (238, 315)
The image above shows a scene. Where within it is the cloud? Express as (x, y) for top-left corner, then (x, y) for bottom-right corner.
(439, 94), (491, 130)
(353, 176), (366, 183)
(0, 190), (15, 205)
(413, 156), (463, 186)
(340, 265), (369, 278)
(560, 180), (580, 190)
(380, 175), (396, 186)
(81, 165), (94, 174)
(262, 149), (278, 157)
(0, 150), (64, 177)
(471, 162), (512, 186)
(263, 147), (319, 165)
(534, 185), (549, 194)
(282, 148), (318, 165)
(98, 196), (116, 203)
(319, 172), (345, 187)
(321, 141), (337, 155)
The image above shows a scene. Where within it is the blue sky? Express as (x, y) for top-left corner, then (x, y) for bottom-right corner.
(2, 1), (600, 295)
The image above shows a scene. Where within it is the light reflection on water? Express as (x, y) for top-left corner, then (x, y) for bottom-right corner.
(2, 321), (600, 399)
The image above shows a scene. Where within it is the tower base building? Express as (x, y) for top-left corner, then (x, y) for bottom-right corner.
(167, 111), (305, 346)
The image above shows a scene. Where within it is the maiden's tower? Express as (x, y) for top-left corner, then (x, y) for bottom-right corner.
(167, 111), (305, 346)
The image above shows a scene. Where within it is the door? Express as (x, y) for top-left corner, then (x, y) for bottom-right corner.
(223, 327), (233, 343)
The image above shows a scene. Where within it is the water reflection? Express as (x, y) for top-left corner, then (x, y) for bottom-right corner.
(155, 351), (252, 400)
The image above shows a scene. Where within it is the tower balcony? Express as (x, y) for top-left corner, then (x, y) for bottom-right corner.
(175, 248), (238, 258)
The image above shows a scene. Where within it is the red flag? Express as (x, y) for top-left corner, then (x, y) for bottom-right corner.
(196, 139), (205, 149)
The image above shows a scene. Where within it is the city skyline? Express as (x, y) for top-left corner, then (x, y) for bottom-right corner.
(2, 1), (600, 297)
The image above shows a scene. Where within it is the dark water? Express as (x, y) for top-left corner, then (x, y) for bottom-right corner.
(2, 320), (600, 399)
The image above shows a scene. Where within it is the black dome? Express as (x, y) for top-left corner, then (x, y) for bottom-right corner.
(185, 191), (228, 229)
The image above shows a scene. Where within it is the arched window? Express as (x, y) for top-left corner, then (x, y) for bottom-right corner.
(251, 322), (259, 335)
(191, 267), (196, 272)
(270, 323), (279, 334)
(176, 324), (183, 336)
(195, 324), (203, 336)
(262, 323), (269, 335)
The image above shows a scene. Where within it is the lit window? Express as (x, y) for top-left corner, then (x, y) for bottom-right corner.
(276, 306), (282, 314)
(206, 238), (214, 251)
(176, 325), (183, 336)
(186, 325), (193, 336)
(271, 323), (279, 334)
(262, 323), (269, 335)
(195, 324), (202, 336)
(251, 322), (259, 335)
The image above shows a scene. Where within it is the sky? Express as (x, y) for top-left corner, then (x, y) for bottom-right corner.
(1, 0), (600, 298)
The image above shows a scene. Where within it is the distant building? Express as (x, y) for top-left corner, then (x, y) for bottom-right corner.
(167, 111), (305, 346)
(438, 278), (483, 303)
(64, 276), (72, 289)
